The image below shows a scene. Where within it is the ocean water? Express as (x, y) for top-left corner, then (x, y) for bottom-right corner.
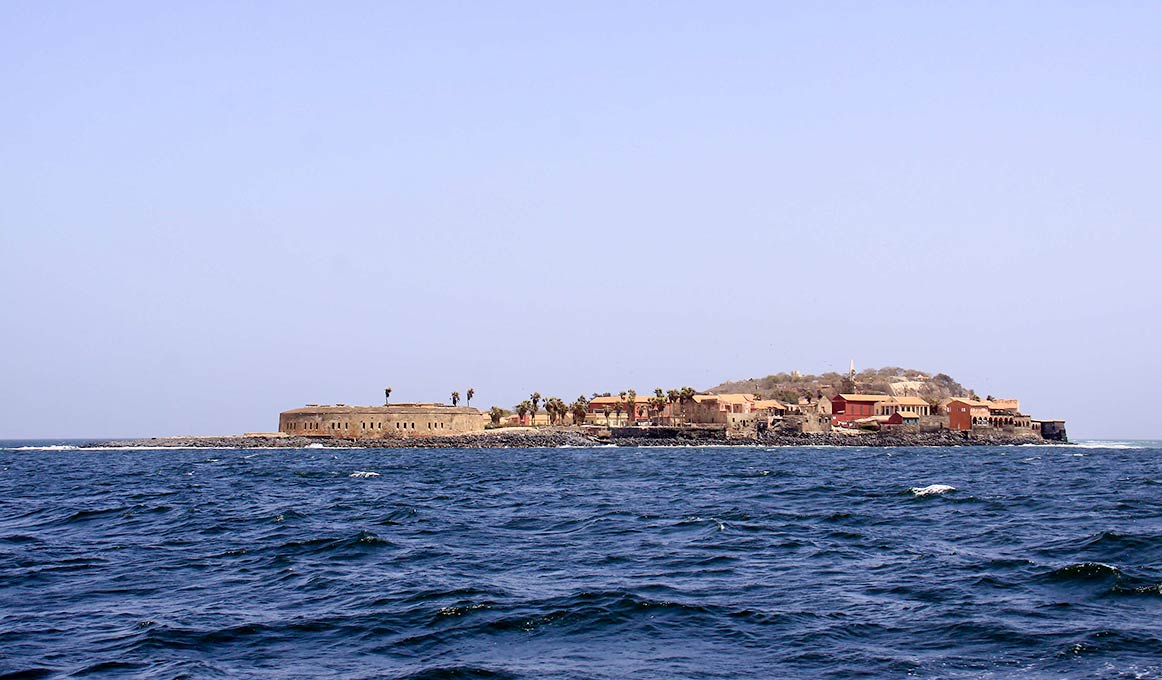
(1, 441), (1160, 679)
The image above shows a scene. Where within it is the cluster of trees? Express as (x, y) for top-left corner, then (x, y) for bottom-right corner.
(497, 386), (702, 427)
(507, 392), (591, 426)
(590, 386), (700, 425)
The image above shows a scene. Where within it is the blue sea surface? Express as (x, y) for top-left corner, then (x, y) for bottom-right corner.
(1, 440), (1160, 679)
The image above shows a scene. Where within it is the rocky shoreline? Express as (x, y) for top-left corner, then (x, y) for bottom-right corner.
(85, 428), (1065, 449)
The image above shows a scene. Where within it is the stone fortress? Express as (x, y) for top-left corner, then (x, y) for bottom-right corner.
(279, 402), (484, 440)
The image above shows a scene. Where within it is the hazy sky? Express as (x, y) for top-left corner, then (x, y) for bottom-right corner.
(2, 3), (1159, 439)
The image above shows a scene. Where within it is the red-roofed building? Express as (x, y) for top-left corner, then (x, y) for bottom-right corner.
(831, 394), (891, 426)
(947, 398), (991, 431)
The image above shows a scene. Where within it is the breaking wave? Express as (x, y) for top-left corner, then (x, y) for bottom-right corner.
(908, 484), (956, 496)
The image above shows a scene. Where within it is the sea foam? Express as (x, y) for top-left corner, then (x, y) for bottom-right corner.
(909, 484), (956, 496)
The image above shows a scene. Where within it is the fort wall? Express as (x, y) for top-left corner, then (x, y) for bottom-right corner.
(279, 404), (484, 440)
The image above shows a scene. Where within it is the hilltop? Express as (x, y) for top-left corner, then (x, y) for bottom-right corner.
(707, 367), (978, 405)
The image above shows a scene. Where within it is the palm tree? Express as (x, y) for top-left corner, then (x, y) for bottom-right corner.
(384, 387), (392, 405)
(613, 402), (625, 426)
(466, 388), (475, 406)
(529, 393), (541, 426)
(451, 391), (460, 406)
(571, 396), (589, 426)
(551, 397), (567, 425)
(488, 406), (504, 426)
(666, 389), (680, 425)
(516, 400), (531, 425)
(678, 386), (697, 423)
(626, 389), (637, 423)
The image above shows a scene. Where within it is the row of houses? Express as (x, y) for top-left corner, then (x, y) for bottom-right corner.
(584, 392), (779, 428)
(831, 393), (1066, 440)
(498, 390), (1065, 441)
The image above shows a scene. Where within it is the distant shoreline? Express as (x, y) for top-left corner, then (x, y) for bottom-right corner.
(83, 428), (1067, 449)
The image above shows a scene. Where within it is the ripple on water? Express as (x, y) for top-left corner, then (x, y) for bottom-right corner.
(0, 442), (1160, 679)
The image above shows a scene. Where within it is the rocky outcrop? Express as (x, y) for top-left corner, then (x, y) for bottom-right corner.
(753, 429), (1058, 447)
(85, 430), (602, 449)
(87, 427), (1062, 449)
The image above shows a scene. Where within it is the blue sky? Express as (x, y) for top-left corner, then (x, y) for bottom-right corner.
(2, 2), (1159, 439)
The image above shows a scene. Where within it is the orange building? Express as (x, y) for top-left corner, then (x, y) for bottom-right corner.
(947, 398), (992, 431)
(587, 393), (667, 425)
(831, 394), (890, 425)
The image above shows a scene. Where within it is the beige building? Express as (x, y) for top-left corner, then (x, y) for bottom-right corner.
(875, 396), (932, 417)
(686, 394), (757, 424)
(279, 403), (484, 439)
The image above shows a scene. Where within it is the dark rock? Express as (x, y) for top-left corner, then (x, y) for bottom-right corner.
(85, 427), (1063, 449)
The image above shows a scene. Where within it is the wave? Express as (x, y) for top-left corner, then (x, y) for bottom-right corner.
(273, 530), (393, 557)
(908, 484), (956, 496)
(1111, 582), (1162, 597)
(350, 471), (381, 478)
(76, 446), (242, 451)
(1071, 441), (1155, 450)
(376, 507), (417, 525)
(11, 445), (79, 451)
(393, 666), (517, 680)
(1045, 562), (1123, 582)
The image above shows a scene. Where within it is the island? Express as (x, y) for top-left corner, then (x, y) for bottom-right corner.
(88, 366), (1068, 448)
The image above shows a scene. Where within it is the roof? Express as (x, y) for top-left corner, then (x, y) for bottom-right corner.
(888, 396), (929, 406)
(987, 399), (1020, 411)
(753, 400), (788, 410)
(693, 393), (755, 405)
(947, 397), (991, 407)
(589, 393), (657, 405)
(836, 394), (892, 403)
(282, 404), (481, 415)
(708, 393), (756, 403)
(894, 410), (921, 419)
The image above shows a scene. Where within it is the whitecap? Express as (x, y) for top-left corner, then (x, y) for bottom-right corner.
(909, 484), (956, 496)
(78, 446), (241, 451)
(1071, 441), (1151, 450)
(12, 445), (79, 451)
(306, 443), (325, 449)
(350, 471), (380, 478)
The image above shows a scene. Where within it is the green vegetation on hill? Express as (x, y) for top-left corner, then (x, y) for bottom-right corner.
(708, 367), (976, 405)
